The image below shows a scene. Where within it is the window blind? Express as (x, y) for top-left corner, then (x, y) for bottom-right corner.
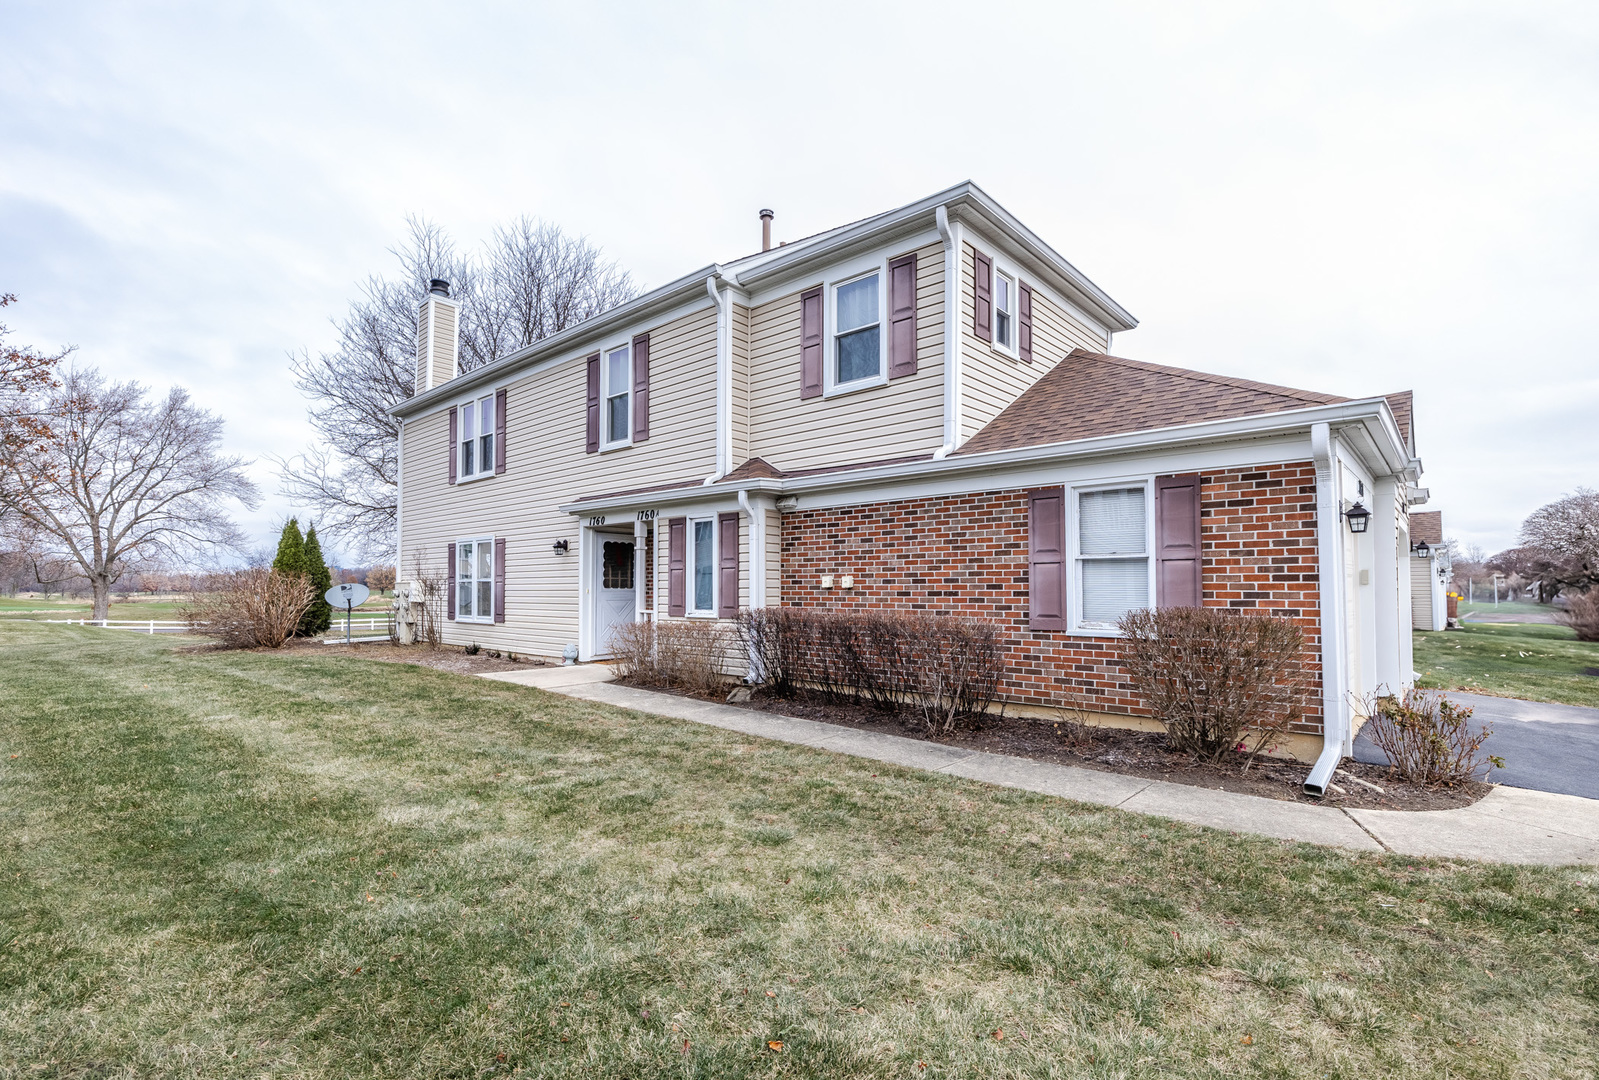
(1079, 487), (1149, 627)
(1079, 488), (1146, 554)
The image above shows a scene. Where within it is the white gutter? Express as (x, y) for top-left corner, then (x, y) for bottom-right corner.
(394, 417), (404, 564)
(1305, 421), (1349, 797)
(934, 204), (963, 459)
(703, 271), (734, 484)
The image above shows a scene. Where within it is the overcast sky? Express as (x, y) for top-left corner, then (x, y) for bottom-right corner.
(2, 0), (1595, 563)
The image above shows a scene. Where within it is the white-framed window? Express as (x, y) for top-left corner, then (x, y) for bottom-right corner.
(689, 516), (716, 615)
(1072, 483), (1153, 631)
(993, 270), (1015, 352)
(602, 342), (631, 448)
(831, 270), (882, 388)
(455, 537), (494, 623)
(458, 393), (495, 479)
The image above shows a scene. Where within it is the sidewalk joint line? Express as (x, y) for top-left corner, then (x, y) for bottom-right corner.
(1342, 808), (1391, 852)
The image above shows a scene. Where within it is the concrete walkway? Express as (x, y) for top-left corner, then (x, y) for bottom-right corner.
(481, 666), (1599, 866)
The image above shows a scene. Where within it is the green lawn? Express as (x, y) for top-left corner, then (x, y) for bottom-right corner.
(2, 624), (1596, 1078)
(1414, 623), (1599, 708)
(1458, 600), (1553, 619)
(0, 595), (390, 624)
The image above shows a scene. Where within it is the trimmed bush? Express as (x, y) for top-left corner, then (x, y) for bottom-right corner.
(734, 607), (1004, 733)
(610, 619), (733, 696)
(1117, 606), (1310, 763)
(1363, 688), (1503, 786)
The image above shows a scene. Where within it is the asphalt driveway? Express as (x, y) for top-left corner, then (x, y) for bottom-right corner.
(1353, 692), (1599, 800)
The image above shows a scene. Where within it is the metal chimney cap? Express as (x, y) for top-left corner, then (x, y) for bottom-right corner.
(759, 209), (774, 219)
(428, 278), (451, 297)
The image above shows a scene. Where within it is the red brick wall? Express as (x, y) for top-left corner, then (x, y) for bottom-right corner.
(778, 461), (1324, 734)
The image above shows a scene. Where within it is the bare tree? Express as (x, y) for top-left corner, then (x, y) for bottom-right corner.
(278, 216), (636, 559)
(1, 295), (72, 537)
(1519, 488), (1599, 566)
(0, 368), (260, 620)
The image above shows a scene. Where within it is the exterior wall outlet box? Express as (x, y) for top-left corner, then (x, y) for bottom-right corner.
(840, 575), (855, 589)
(820, 575), (834, 588)
(1359, 569), (1370, 586)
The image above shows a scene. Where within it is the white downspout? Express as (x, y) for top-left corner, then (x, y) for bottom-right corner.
(1305, 421), (1349, 797)
(633, 517), (649, 624)
(933, 205), (963, 459)
(737, 487), (767, 683)
(704, 272), (733, 484)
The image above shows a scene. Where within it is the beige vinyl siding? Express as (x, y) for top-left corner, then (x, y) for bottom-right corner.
(731, 303), (751, 465)
(1410, 558), (1437, 631)
(765, 507), (782, 607)
(957, 241), (1110, 442)
(747, 241), (945, 472)
(398, 305), (718, 658)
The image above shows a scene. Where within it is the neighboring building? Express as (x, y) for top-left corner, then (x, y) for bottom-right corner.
(390, 182), (1431, 789)
(1408, 510), (1449, 631)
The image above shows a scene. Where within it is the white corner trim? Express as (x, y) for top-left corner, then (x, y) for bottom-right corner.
(935, 204), (962, 458)
(1306, 421), (1348, 795)
(704, 273), (732, 484)
(738, 488), (766, 609)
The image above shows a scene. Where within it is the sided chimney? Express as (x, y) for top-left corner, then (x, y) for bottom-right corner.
(760, 209), (774, 252)
(416, 278), (459, 394)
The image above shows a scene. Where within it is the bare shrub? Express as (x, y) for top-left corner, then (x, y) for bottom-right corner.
(1117, 606), (1310, 764)
(1363, 688), (1503, 786)
(406, 550), (446, 647)
(611, 619), (732, 695)
(182, 569), (314, 649)
(735, 607), (1004, 730)
(1555, 590), (1599, 642)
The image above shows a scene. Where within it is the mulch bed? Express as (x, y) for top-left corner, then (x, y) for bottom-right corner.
(621, 678), (1490, 811)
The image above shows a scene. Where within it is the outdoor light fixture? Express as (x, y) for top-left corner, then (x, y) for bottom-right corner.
(1344, 501), (1371, 534)
(552, 538), (570, 555)
(1414, 540), (1431, 558)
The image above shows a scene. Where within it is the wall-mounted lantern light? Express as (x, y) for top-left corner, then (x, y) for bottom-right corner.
(1414, 540), (1430, 558)
(1344, 501), (1371, 534)
(553, 538), (570, 555)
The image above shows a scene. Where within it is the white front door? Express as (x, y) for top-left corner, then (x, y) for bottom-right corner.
(594, 536), (636, 657)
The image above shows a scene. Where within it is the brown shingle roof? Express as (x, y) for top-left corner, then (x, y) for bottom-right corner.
(1409, 511), (1443, 546)
(1383, 390), (1414, 453)
(957, 349), (1357, 455)
(721, 457), (784, 481)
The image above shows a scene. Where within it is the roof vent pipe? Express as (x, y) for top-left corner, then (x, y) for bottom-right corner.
(428, 279), (451, 298)
(759, 209), (774, 252)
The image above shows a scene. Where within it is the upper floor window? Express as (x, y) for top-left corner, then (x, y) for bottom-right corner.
(1076, 485), (1150, 630)
(603, 344), (631, 447)
(459, 393), (494, 479)
(994, 271), (1015, 350)
(834, 272), (881, 385)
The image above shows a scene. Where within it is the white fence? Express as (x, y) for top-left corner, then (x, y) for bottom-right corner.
(40, 618), (194, 635)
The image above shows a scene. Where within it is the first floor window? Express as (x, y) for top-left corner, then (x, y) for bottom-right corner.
(834, 272), (881, 384)
(691, 518), (714, 613)
(459, 393), (495, 477)
(994, 271), (1014, 349)
(604, 344), (631, 445)
(457, 538), (494, 621)
(1077, 486), (1149, 628)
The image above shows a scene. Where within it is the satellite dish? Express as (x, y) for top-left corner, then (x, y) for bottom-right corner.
(326, 582), (370, 609)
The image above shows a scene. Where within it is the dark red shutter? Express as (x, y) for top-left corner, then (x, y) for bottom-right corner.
(888, 253), (917, 378)
(493, 537), (506, 623)
(1028, 487), (1066, 630)
(717, 512), (739, 618)
(584, 352), (601, 453)
(973, 248), (993, 343)
(447, 406), (458, 484)
(1018, 283), (1034, 363)
(494, 388), (507, 474)
(799, 286), (823, 399)
(667, 517), (687, 617)
(446, 543), (456, 621)
(1155, 473), (1203, 609)
(631, 333), (650, 442)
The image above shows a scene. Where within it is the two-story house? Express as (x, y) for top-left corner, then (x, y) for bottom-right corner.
(391, 181), (1431, 794)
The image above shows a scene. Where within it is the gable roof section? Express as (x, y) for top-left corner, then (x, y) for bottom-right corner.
(1383, 390), (1414, 453)
(958, 349), (1358, 454)
(1409, 510), (1443, 545)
